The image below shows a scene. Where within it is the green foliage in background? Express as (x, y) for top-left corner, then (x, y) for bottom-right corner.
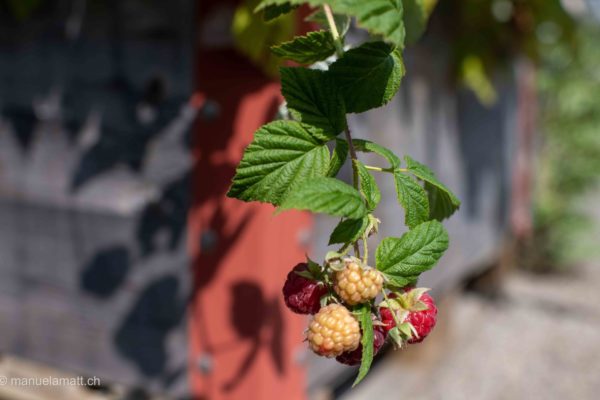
(436, 0), (575, 105)
(527, 23), (600, 270)
(232, 0), (297, 76)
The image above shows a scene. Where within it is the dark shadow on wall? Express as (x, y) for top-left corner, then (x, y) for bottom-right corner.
(69, 77), (181, 191)
(136, 169), (192, 258)
(221, 281), (285, 392)
(114, 275), (186, 377)
(80, 245), (131, 298)
(2, 104), (37, 152)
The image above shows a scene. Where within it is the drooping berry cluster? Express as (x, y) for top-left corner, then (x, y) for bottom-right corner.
(281, 257), (438, 365)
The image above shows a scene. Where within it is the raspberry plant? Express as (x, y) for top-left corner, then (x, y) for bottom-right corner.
(227, 0), (460, 385)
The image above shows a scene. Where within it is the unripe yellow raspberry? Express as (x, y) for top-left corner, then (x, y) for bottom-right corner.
(307, 304), (361, 357)
(333, 260), (384, 305)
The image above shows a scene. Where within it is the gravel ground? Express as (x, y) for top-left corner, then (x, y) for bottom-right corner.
(340, 261), (600, 400)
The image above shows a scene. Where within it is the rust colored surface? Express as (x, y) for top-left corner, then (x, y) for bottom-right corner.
(189, 47), (309, 400)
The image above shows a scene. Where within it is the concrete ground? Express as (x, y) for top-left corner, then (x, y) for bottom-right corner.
(340, 261), (600, 400)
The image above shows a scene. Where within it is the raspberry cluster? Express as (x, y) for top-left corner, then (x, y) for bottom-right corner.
(281, 257), (438, 366)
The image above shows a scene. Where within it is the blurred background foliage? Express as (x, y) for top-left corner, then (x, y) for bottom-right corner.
(437, 0), (576, 105)
(232, 0), (297, 77)
(435, 0), (600, 270)
(527, 23), (600, 271)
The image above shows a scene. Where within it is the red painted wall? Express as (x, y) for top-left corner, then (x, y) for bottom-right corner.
(189, 46), (309, 399)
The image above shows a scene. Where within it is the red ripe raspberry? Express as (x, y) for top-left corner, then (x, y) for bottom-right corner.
(406, 292), (437, 344)
(282, 263), (327, 315)
(335, 325), (387, 366)
(379, 289), (438, 344)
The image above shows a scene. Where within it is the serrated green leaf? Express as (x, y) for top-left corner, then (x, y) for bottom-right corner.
(329, 41), (405, 113)
(384, 274), (419, 288)
(393, 172), (429, 229)
(353, 139), (401, 168)
(404, 156), (461, 221)
(256, 0), (327, 11)
(329, 216), (369, 245)
(402, 0), (428, 44)
(333, 0), (406, 48)
(356, 161), (381, 212)
(280, 67), (346, 136)
(263, 3), (298, 21)
(376, 221), (449, 281)
(327, 138), (348, 177)
(426, 182), (460, 222)
(271, 30), (336, 64)
(227, 121), (330, 205)
(353, 304), (374, 387)
(279, 177), (367, 218)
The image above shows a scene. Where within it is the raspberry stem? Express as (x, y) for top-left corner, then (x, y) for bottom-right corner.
(364, 165), (409, 173)
(323, 4), (343, 57)
(362, 231), (369, 264)
(324, 3), (362, 259)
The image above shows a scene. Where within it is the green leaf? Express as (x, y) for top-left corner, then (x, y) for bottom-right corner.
(329, 216), (369, 245)
(356, 161), (381, 212)
(329, 41), (405, 113)
(393, 172), (429, 229)
(327, 139), (348, 177)
(271, 30), (336, 64)
(404, 156), (461, 221)
(227, 121), (330, 205)
(353, 304), (374, 387)
(256, 0), (328, 11)
(262, 3), (298, 21)
(333, 0), (406, 48)
(353, 139), (401, 168)
(280, 67), (346, 136)
(402, 0), (428, 44)
(279, 177), (367, 218)
(376, 221), (449, 281)
(385, 274), (419, 288)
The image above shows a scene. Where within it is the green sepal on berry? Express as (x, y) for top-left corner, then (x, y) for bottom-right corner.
(294, 257), (325, 280)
